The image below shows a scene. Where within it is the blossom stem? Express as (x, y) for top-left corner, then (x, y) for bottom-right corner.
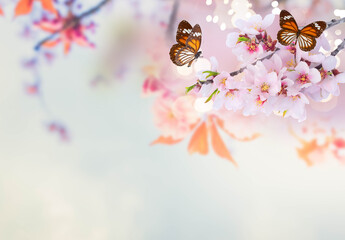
(34, 0), (112, 51)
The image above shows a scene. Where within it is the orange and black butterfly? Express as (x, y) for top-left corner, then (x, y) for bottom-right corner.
(277, 10), (327, 52)
(169, 20), (202, 67)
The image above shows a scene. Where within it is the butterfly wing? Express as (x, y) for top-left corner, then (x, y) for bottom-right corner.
(169, 43), (185, 65)
(298, 21), (327, 51)
(174, 46), (196, 66)
(176, 20), (193, 45)
(185, 24), (202, 53)
(279, 10), (299, 32)
(277, 29), (297, 46)
(277, 10), (299, 46)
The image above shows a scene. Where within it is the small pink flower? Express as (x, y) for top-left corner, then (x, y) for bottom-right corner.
(284, 93), (309, 122)
(213, 71), (231, 91)
(142, 76), (164, 96)
(242, 94), (273, 116)
(232, 41), (264, 64)
(287, 61), (321, 90)
(213, 80), (246, 111)
(235, 14), (275, 35)
(153, 95), (200, 140)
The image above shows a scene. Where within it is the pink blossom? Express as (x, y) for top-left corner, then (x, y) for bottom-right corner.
(142, 76), (164, 96)
(213, 80), (246, 111)
(283, 93), (309, 122)
(235, 14), (275, 35)
(153, 95), (200, 140)
(213, 71), (231, 91)
(232, 40), (264, 64)
(306, 57), (344, 101)
(242, 95), (274, 116)
(287, 61), (321, 91)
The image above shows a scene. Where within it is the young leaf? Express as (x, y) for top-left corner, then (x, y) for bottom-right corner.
(203, 70), (219, 79)
(237, 37), (250, 42)
(205, 89), (219, 103)
(185, 84), (195, 94)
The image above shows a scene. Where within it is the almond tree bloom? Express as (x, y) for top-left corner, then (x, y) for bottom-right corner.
(231, 40), (264, 64)
(282, 93), (309, 122)
(247, 62), (280, 100)
(306, 56), (345, 101)
(153, 95), (200, 140)
(142, 76), (165, 96)
(213, 71), (231, 91)
(213, 80), (246, 111)
(287, 61), (321, 91)
(262, 54), (287, 81)
(35, 13), (95, 54)
(235, 14), (275, 35)
(242, 94), (274, 116)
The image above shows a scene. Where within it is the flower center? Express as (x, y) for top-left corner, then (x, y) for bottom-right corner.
(168, 111), (175, 119)
(225, 89), (238, 98)
(292, 95), (300, 101)
(256, 96), (266, 106)
(246, 39), (258, 53)
(298, 73), (309, 84)
(220, 78), (227, 86)
(261, 82), (270, 92)
(278, 84), (288, 96)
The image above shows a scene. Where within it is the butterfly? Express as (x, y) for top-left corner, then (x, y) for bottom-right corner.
(169, 20), (202, 67)
(277, 10), (327, 52)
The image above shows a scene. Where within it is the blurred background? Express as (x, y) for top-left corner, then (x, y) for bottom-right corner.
(1, 0), (345, 239)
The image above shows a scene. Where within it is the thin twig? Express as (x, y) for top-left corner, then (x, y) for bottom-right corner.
(34, 0), (112, 51)
(166, 0), (180, 41)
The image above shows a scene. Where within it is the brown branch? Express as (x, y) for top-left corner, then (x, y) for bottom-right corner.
(34, 0), (112, 51)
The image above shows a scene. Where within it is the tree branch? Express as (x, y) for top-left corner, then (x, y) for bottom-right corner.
(200, 15), (345, 85)
(34, 0), (112, 51)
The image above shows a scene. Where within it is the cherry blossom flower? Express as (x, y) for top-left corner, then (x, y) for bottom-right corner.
(306, 56), (345, 101)
(142, 76), (165, 96)
(242, 94), (274, 116)
(153, 95), (200, 140)
(231, 40), (264, 64)
(235, 14), (275, 35)
(35, 13), (95, 54)
(213, 71), (231, 91)
(213, 80), (246, 111)
(287, 61), (321, 91)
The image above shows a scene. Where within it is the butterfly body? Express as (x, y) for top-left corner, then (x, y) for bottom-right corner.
(169, 20), (202, 67)
(277, 10), (327, 51)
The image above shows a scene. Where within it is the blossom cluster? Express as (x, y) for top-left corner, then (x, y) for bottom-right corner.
(190, 14), (345, 122)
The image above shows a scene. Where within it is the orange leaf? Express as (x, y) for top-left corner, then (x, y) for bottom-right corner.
(151, 136), (183, 145)
(40, 0), (57, 14)
(15, 0), (33, 16)
(15, 0), (56, 17)
(42, 39), (61, 48)
(64, 41), (71, 54)
(188, 122), (208, 155)
(209, 118), (237, 166)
